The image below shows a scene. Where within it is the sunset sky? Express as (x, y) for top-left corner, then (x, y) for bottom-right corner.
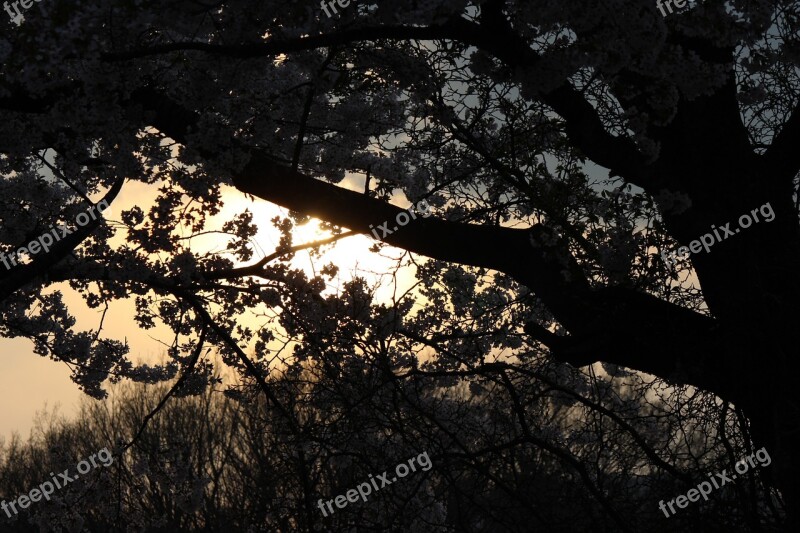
(0, 174), (421, 440)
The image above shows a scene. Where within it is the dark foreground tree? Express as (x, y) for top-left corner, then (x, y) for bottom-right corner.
(0, 375), (778, 532)
(1, 0), (798, 530)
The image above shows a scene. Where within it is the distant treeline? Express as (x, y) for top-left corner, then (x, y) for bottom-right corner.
(0, 369), (779, 532)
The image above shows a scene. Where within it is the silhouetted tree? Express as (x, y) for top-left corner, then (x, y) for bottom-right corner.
(1, 0), (797, 530)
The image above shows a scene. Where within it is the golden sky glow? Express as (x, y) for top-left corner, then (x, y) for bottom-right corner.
(1, 175), (422, 439)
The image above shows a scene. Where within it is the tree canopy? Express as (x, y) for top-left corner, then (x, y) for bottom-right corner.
(1, 0), (799, 530)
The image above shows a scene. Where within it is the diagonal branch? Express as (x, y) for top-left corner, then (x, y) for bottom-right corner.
(119, 322), (209, 455)
(128, 87), (596, 328)
(203, 230), (356, 281)
(0, 176), (123, 301)
(184, 293), (303, 436)
(124, 88), (733, 402)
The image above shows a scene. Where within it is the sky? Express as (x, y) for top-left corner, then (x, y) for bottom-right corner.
(0, 173), (422, 441)
(0, 153), (699, 443)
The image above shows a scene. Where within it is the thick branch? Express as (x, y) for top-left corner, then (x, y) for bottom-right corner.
(0, 177), (122, 301)
(128, 88), (731, 402)
(129, 87), (596, 328)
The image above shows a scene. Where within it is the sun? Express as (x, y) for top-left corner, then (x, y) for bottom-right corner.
(218, 186), (421, 302)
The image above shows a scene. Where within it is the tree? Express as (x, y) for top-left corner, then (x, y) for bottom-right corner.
(1, 0), (798, 530)
(0, 367), (776, 532)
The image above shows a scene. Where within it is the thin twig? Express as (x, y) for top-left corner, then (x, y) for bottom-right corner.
(119, 323), (209, 454)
